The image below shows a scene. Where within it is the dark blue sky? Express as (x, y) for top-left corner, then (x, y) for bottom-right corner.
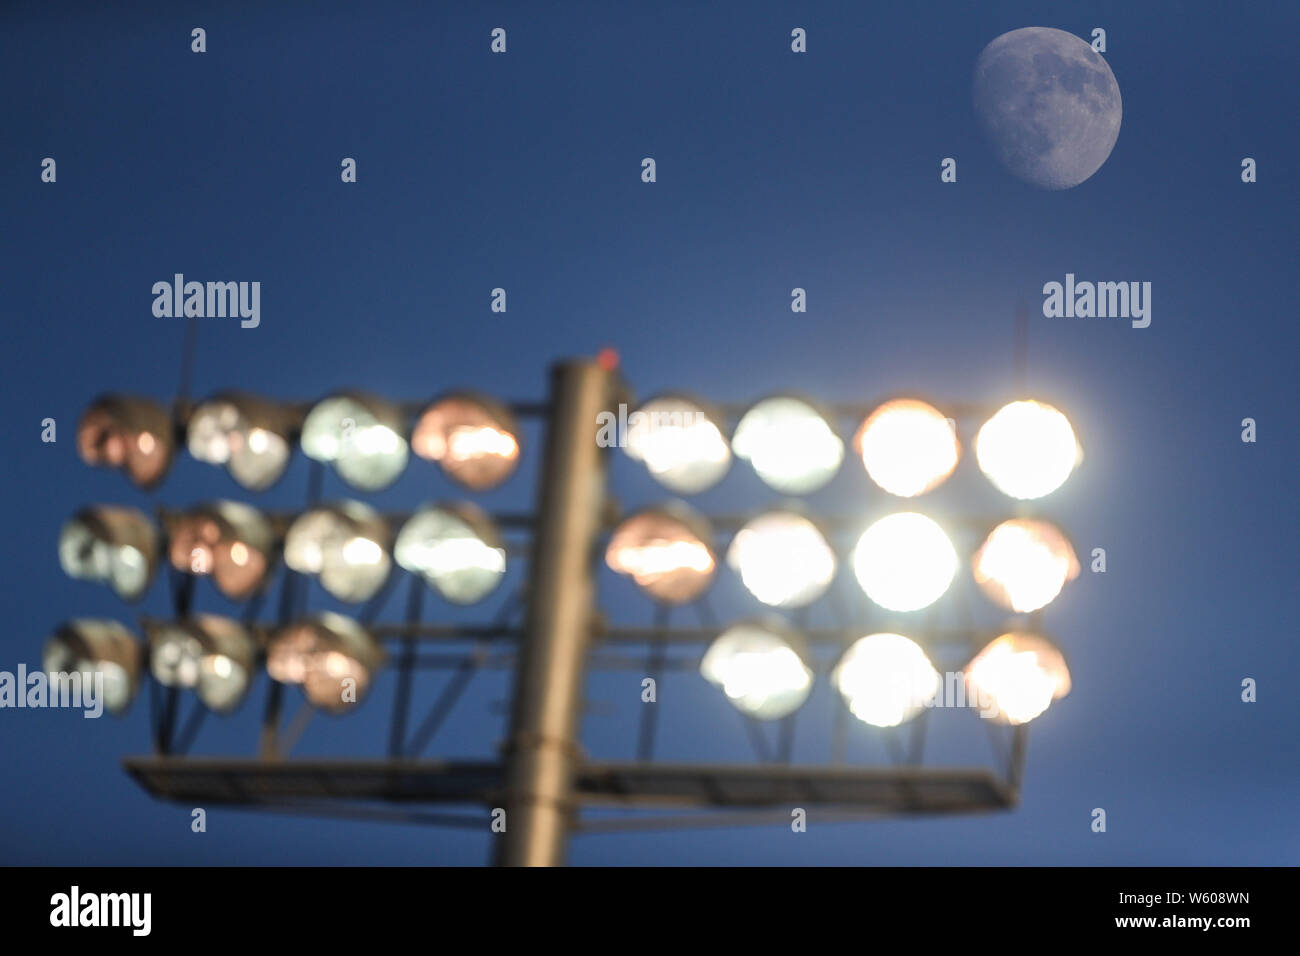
(2, 0), (1297, 864)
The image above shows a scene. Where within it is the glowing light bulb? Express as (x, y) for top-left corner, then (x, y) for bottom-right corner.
(727, 511), (836, 608)
(966, 633), (1071, 724)
(411, 394), (521, 490)
(301, 393), (409, 491)
(700, 623), (813, 719)
(854, 399), (959, 497)
(833, 633), (939, 727)
(394, 504), (507, 604)
(851, 512), (957, 612)
(625, 396), (730, 494)
(732, 397), (844, 494)
(284, 502), (391, 603)
(973, 519), (1079, 612)
(976, 400), (1080, 500)
(605, 506), (716, 604)
(187, 395), (294, 490)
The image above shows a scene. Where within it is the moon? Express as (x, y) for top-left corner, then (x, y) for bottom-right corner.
(973, 27), (1122, 189)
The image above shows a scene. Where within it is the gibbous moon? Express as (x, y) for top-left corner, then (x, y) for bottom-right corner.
(973, 27), (1122, 189)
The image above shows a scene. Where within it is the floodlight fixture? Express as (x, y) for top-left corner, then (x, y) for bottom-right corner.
(301, 391), (409, 491)
(187, 392), (297, 491)
(146, 615), (257, 712)
(411, 392), (521, 491)
(76, 395), (175, 488)
(973, 518), (1080, 613)
(965, 632), (1071, 725)
(42, 619), (143, 716)
(726, 509), (836, 608)
(605, 502), (716, 604)
(624, 394), (731, 494)
(854, 398), (960, 497)
(166, 501), (276, 600)
(700, 619), (814, 720)
(284, 501), (392, 603)
(851, 512), (958, 612)
(832, 632), (940, 728)
(731, 395), (844, 494)
(393, 503), (507, 604)
(975, 400), (1080, 500)
(265, 612), (385, 714)
(58, 506), (158, 601)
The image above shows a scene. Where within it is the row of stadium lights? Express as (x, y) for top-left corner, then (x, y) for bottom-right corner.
(76, 390), (1080, 500)
(48, 389), (1081, 733)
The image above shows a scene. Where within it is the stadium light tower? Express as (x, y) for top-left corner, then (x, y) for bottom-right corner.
(52, 343), (1081, 867)
(495, 359), (612, 866)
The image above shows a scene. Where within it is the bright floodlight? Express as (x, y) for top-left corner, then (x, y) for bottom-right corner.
(42, 620), (143, 716)
(166, 501), (275, 600)
(285, 501), (392, 603)
(726, 511), (836, 608)
(966, 632), (1071, 725)
(411, 393), (521, 491)
(394, 503), (506, 604)
(731, 396), (844, 494)
(77, 395), (174, 489)
(266, 613), (385, 714)
(700, 621), (814, 719)
(58, 506), (158, 601)
(851, 512), (957, 612)
(605, 503), (716, 604)
(300, 392), (409, 491)
(832, 633), (940, 728)
(973, 519), (1080, 613)
(854, 399), (959, 497)
(624, 395), (730, 494)
(975, 400), (1080, 500)
(187, 392), (295, 491)
(146, 615), (256, 712)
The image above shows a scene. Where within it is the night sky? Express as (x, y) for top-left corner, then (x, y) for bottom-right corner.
(2, 0), (1297, 865)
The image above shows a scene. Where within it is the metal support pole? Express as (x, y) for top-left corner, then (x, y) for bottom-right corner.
(495, 359), (611, 867)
